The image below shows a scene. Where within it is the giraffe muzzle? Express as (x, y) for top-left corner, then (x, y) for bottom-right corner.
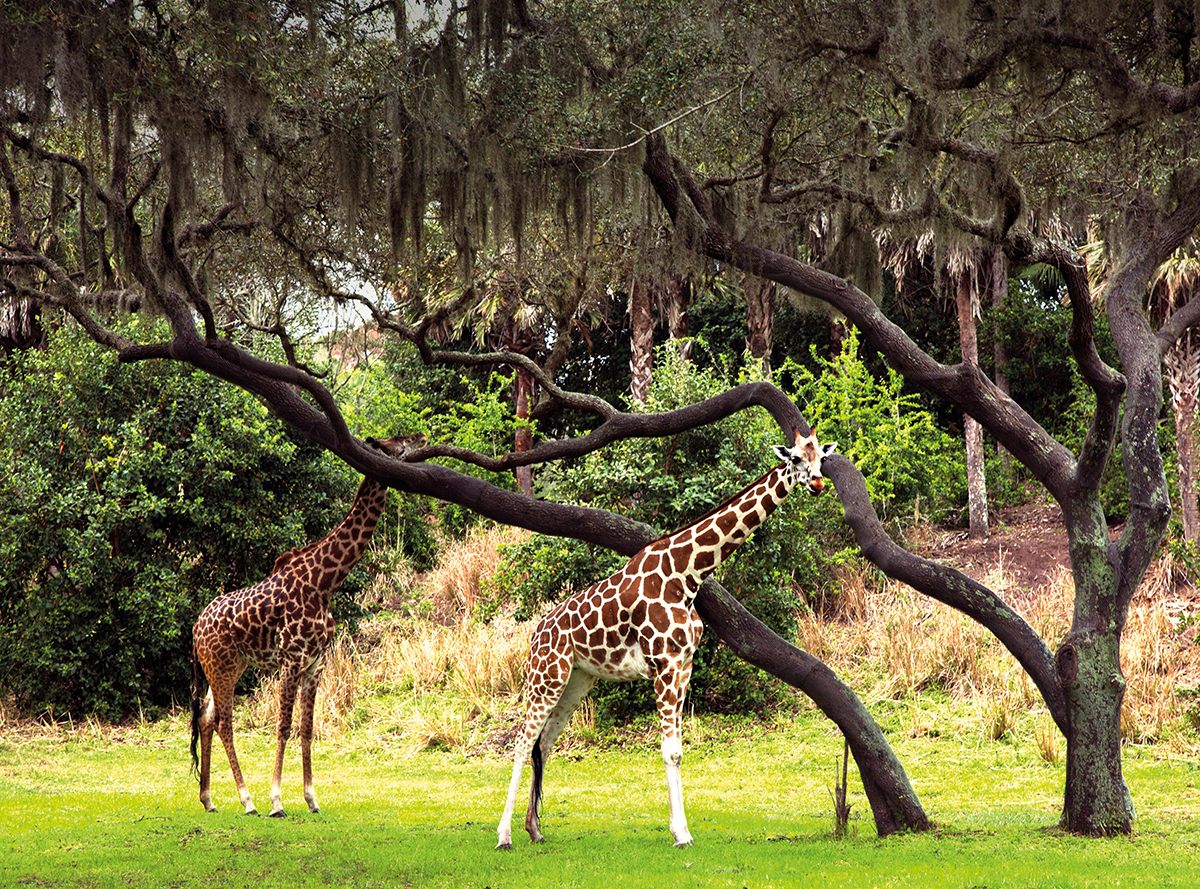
(807, 477), (825, 495)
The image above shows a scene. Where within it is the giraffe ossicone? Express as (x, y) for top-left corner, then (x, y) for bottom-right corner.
(497, 428), (836, 849)
(190, 432), (426, 817)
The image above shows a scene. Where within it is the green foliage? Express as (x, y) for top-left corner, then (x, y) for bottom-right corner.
(0, 323), (357, 719)
(787, 328), (966, 525)
(345, 343), (526, 542)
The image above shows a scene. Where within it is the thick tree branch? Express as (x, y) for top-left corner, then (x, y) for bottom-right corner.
(823, 455), (1067, 731)
(644, 132), (1078, 498)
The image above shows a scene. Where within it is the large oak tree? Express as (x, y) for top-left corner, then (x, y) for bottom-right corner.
(3, 0), (1199, 837)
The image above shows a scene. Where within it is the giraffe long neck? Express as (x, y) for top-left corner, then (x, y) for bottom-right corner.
(290, 477), (390, 595)
(663, 462), (796, 587)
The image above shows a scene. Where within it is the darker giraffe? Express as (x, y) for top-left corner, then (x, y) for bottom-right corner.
(497, 428), (836, 848)
(190, 432), (426, 817)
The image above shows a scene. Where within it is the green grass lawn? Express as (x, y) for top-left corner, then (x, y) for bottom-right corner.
(2, 711), (1198, 888)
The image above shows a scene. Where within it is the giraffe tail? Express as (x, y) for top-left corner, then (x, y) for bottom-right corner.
(189, 649), (203, 777)
(530, 732), (545, 818)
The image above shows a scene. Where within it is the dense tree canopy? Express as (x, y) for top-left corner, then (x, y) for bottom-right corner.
(3, 0), (1200, 837)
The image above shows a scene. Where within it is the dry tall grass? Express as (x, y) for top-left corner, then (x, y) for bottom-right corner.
(800, 560), (1196, 755)
(235, 523), (1196, 760)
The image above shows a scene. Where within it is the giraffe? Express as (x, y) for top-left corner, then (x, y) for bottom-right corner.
(497, 428), (837, 848)
(189, 432), (426, 817)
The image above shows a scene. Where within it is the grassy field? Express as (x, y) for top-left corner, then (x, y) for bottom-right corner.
(4, 537), (1197, 888)
(2, 707), (1198, 889)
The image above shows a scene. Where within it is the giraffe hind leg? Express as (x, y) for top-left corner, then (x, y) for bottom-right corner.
(210, 677), (258, 815)
(525, 669), (598, 843)
(195, 689), (218, 813)
(497, 646), (575, 850)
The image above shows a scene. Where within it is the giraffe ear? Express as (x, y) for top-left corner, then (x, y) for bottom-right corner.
(772, 444), (792, 461)
(821, 442), (838, 457)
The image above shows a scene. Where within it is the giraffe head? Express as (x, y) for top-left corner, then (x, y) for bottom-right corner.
(772, 428), (837, 496)
(365, 432), (428, 459)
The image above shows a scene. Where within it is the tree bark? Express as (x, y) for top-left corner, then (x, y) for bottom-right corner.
(956, 266), (988, 539)
(745, 275), (774, 377)
(630, 279), (654, 403)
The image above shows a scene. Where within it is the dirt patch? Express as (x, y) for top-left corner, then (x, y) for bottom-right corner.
(917, 500), (1076, 598)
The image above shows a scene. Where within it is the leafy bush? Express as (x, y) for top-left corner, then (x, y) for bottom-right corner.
(786, 327), (966, 526)
(0, 323), (360, 719)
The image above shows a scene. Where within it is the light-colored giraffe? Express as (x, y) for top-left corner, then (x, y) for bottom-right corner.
(190, 432), (426, 817)
(497, 428), (836, 848)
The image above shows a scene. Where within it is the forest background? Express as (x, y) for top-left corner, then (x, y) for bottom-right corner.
(2, 0), (1200, 841)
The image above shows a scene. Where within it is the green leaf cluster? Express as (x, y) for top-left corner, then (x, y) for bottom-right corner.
(0, 322), (358, 719)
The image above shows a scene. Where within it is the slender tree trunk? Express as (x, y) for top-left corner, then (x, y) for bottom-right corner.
(745, 275), (774, 377)
(990, 247), (1013, 473)
(956, 268), (988, 539)
(667, 275), (691, 361)
(1166, 339), (1200, 542)
(514, 366), (534, 496)
(630, 279), (654, 403)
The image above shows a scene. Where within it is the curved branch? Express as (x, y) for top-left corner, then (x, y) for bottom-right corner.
(823, 455), (1068, 732)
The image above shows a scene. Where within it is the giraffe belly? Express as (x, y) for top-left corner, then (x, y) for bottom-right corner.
(576, 643), (648, 682)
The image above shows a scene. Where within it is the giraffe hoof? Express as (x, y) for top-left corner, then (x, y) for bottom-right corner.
(496, 842), (513, 851)
(269, 810), (287, 819)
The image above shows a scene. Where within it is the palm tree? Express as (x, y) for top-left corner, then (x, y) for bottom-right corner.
(1150, 243), (1200, 544)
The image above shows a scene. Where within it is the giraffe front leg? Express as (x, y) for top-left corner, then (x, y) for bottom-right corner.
(269, 669), (301, 818)
(298, 677), (321, 813)
(662, 733), (692, 846)
(654, 661), (694, 846)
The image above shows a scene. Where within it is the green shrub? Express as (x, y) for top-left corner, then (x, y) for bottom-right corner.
(786, 327), (966, 526)
(0, 322), (359, 719)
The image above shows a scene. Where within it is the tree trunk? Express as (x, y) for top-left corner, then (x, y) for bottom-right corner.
(514, 366), (535, 496)
(667, 275), (691, 361)
(745, 275), (774, 377)
(630, 279), (654, 404)
(1057, 499), (1135, 836)
(1057, 620), (1134, 835)
(956, 268), (988, 539)
(1166, 338), (1200, 543)
(990, 247), (1013, 474)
